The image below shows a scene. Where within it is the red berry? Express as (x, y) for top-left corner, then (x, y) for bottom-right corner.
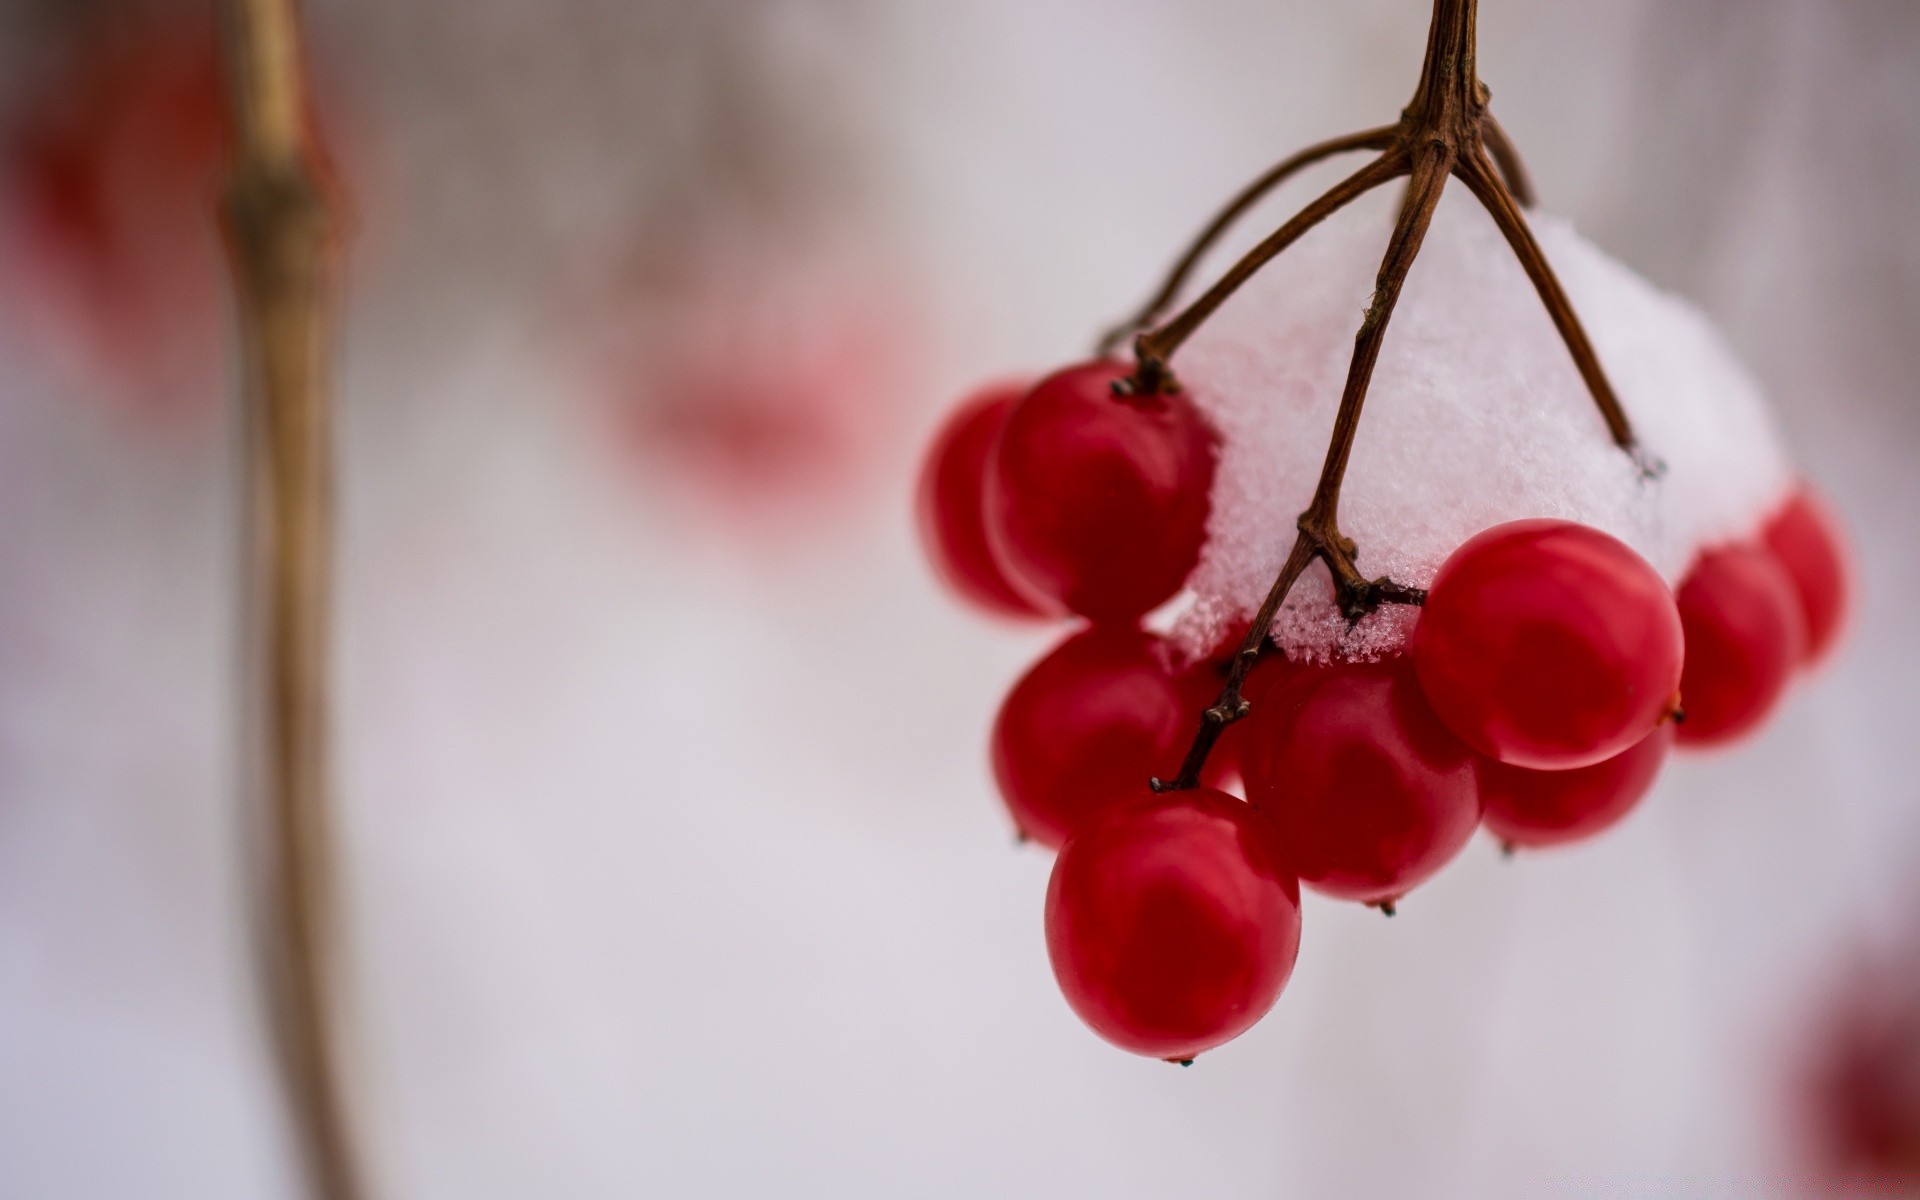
(1479, 724), (1672, 849)
(985, 360), (1216, 621)
(1045, 789), (1301, 1061)
(1673, 543), (1806, 747)
(602, 267), (909, 527)
(1807, 965), (1920, 1185)
(1413, 519), (1685, 770)
(991, 627), (1189, 848)
(915, 383), (1052, 619)
(1761, 484), (1852, 665)
(1242, 657), (1481, 906)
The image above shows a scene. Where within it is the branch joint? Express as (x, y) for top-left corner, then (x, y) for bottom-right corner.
(1298, 511), (1426, 623)
(1115, 341), (1181, 397)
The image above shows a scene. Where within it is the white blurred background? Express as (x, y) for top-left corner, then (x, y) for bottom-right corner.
(0, 0), (1916, 1196)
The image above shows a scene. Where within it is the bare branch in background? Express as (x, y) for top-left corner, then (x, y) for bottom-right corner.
(216, 0), (367, 1196)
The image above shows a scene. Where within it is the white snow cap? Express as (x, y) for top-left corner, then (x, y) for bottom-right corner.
(1171, 187), (1795, 661)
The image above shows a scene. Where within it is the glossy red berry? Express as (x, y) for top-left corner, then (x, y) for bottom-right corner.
(1673, 543), (1807, 747)
(1413, 519), (1685, 770)
(1762, 484), (1852, 665)
(1045, 789), (1301, 1061)
(915, 382), (1052, 619)
(1242, 657), (1481, 906)
(991, 627), (1189, 848)
(1479, 724), (1672, 849)
(985, 360), (1216, 621)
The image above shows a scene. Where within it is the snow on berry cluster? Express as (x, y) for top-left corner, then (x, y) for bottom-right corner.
(1174, 189), (1795, 662)
(915, 199), (1853, 1065)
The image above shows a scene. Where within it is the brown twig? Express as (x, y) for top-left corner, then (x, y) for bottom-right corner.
(1143, 0), (1647, 792)
(1478, 111), (1535, 208)
(1119, 151), (1409, 396)
(1093, 124), (1399, 357)
(1452, 144), (1646, 462)
(1154, 145), (1450, 793)
(217, 1), (367, 1198)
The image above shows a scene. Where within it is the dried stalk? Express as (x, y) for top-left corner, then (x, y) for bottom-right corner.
(1478, 111), (1535, 209)
(217, 1), (366, 1197)
(1140, 0), (1647, 793)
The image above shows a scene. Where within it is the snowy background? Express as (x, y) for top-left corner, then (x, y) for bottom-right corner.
(1, 0), (1917, 1196)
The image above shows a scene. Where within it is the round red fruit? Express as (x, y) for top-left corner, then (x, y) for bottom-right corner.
(1045, 789), (1301, 1061)
(1413, 519), (1685, 770)
(1761, 484), (1852, 665)
(1480, 724), (1672, 849)
(992, 627), (1190, 848)
(1807, 964), (1920, 1185)
(985, 360), (1215, 621)
(1673, 543), (1806, 747)
(1242, 657), (1481, 906)
(915, 382), (1051, 619)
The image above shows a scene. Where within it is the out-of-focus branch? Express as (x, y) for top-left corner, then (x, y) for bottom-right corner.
(1478, 111), (1535, 208)
(215, 1), (366, 1198)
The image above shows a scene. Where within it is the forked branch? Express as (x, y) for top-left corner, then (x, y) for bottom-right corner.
(217, 0), (367, 1197)
(1156, 146), (1452, 794)
(1146, 0), (1648, 793)
(1120, 150), (1410, 395)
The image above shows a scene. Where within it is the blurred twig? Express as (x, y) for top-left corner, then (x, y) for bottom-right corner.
(216, 0), (366, 1197)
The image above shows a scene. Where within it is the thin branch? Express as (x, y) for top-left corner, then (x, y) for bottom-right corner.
(1155, 535), (1317, 792)
(1453, 145), (1643, 457)
(1094, 125), (1398, 357)
(1477, 112), (1534, 208)
(217, 1), (367, 1198)
(1158, 147), (1452, 793)
(1123, 149), (1410, 393)
(1302, 144), (1452, 525)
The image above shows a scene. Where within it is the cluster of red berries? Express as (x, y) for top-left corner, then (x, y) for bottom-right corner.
(918, 360), (1852, 1063)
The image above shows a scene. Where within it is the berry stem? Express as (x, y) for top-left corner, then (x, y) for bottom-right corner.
(1302, 143), (1452, 528)
(1155, 535), (1317, 794)
(218, 1), (369, 1197)
(1157, 146), (1450, 793)
(1453, 145), (1645, 461)
(1122, 151), (1409, 396)
(1093, 124), (1400, 358)
(1154, 0), (1646, 792)
(1478, 112), (1535, 209)
(1115, 0), (1632, 457)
